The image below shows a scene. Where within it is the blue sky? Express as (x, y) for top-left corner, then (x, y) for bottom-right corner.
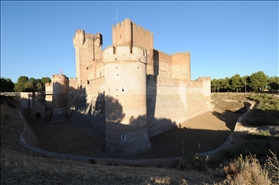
(1, 1), (278, 83)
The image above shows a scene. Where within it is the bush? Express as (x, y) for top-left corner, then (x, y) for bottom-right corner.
(175, 154), (209, 171)
(215, 150), (279, 185)
(222, 154), (271, 185)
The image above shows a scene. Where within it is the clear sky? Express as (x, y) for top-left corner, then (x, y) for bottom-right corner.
(1, 1), (278, 83)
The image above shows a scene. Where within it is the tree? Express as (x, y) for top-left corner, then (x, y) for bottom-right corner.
(0, 77), (14, 92)
(0, 78), (7, 92)
(269, 76), (279, 93)
(211, 79), (220, 92)
(40, 77), (51, 91)
(230, 74), (242, 92)
(249, 71), (268, 92)
(41, 77), (51, 84)
(14, 76), (29, 92)
(220, 77), (231, 92)
(5, 78), (14, 92)
(13, 76), (51, 92)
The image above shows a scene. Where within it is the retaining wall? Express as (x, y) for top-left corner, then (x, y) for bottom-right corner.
(19, 108), (43, 149)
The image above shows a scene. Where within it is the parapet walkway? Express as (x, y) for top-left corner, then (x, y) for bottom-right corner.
(30, 108), (241, 159)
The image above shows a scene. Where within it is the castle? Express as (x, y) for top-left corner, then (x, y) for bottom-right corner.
(35, 18), (211, 156)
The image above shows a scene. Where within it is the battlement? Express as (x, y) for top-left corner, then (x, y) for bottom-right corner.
(171, 51), (190, 56)
(133, 24), (154, 36)
(45, 82), (52, 87)
(113, 18), (130, 28)
(147, 75), (182, 86)
(103, 45), (147, 63)
(52, 74), (68, 80)
(113, 18), (153, 36)
(112, 18), (154, 51)
(156, 50), (172, 65)
(85, 33), (95, 39)
(75, 29), (85, 35)
(186, 81), (203, 88)
(198, 76), (211, 82)
(70, 77), (78, 80)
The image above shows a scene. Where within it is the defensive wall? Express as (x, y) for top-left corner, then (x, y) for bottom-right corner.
(23, 18), (212, 156)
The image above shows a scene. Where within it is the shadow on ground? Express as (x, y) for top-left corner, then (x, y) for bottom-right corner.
(30, 109), (241, 159)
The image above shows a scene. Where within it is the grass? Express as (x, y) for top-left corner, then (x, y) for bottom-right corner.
(247, 94), (279, 126)
(215, 151), (277, 185)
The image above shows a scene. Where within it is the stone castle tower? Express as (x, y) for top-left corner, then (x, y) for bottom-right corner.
(45, 18), (211, 157)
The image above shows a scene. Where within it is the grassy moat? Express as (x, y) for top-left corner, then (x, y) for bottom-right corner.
(1, 93), (279, 185)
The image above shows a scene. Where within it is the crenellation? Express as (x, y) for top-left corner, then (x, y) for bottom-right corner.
(85, 33), (95, 39)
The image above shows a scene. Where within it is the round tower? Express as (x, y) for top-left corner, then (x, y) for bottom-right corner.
(51, 73), (69, 122)
(103, 45), (151, 156)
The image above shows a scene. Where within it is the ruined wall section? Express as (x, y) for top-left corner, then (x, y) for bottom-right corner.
(172, 52), (191, 81)
(102, 45), (151, 156)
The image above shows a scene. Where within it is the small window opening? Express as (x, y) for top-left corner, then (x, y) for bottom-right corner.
(121, 134), (126, 141)
(121, 87), (125, 92)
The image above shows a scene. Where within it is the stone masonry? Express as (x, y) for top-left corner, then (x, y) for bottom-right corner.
(42, 18), (211, 157)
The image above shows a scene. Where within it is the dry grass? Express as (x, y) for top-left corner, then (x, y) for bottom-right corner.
(215, 150), (279, 185)
(1, 146), (224, 185)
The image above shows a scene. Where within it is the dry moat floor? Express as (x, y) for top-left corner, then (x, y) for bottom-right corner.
(30, 109), (241, 159)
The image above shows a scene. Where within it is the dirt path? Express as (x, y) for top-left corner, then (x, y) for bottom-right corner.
(30, 109), (242, 159)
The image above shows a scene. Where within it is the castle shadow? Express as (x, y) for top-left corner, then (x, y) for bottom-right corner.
(18, 90), (238, 159)
(212, 110), (243, 131)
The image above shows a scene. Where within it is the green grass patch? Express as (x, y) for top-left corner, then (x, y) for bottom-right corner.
(246, 94), (279, 126)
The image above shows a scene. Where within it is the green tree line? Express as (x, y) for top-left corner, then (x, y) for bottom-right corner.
(0, 76), (51, 92)
(211, 71), (279, 93)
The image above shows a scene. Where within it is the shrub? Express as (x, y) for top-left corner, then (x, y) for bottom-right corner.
(218, 154), (271, 185)
(216, 150), (279, 185)
(176, 154), (209, 171)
